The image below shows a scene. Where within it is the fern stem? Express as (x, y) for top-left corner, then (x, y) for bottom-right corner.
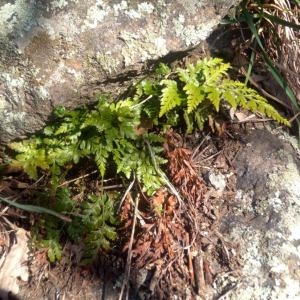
(132, 95), (153, 108)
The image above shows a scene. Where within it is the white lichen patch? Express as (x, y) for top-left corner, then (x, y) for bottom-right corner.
(45, 61), (84, 87)
(120, 29), (168, 66)
(173, 18), (221, 46)
(65, 67), (84, 84)
(137, 2), (155, 14)
(47, 62), (67, 84)
(82, 4), (110, 30)
(113, 1), (128, 16)
(0, 110), (27, 135)
(1, 73), (25, 108)
(50, 0), (69, 10)
(125, 2), (154, 19)
(0, 0), (37, 37)
(224, 145), (300, 299)
(34, 86), (50, 100)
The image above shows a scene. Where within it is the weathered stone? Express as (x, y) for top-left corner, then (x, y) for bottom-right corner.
(0, 0), (240, 144)
(219, 129), (300, 299)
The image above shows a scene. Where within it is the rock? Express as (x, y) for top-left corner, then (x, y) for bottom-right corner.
(0, 0), (240, 144)
(220, 129), (300, 299)
(208, 170), (226, 192)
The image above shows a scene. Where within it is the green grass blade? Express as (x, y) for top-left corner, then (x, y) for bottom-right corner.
(244, 11), (265, 50)
(244, 9), (300, 144)
(245, 48), (256, 85)
(261, 12), (300, 31)
(244, 10), (300, 110)
(0, 196), (72, 222)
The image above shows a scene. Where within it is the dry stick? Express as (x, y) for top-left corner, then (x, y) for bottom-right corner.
(186, 232), (195, 287)
(58, 170), (98, 187)
(101, 184), (124, 190)
(118, 175), (136, 212)
(118, 192), (140, 300)
(231, 117), (273, 124)
(191, 133), (210, 161)
(289, 111), (300, 123)
(200, 150), (222, 164)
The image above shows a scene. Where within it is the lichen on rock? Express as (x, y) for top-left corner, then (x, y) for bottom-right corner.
(220, 129), (300, 299)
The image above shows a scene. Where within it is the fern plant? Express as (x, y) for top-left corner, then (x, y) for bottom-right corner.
(67, 192), (119, 262)
(31, 187), (119, 263)
(135, 58), (290, 133)
(10, 96), (166, 195)
(8, 57), (289, 262)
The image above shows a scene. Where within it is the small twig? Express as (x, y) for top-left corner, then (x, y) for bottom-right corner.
(191, 134), (210, 160)
(197, 255), (206, 295)
(0, 206), (9, 217)
(231, 114), (273, 124)
(101, 184), (124, 190)
(1, 216), (18, 231)
(118, 175), (136, 212)
(192, 145), (211, 162)
(289, 111), (300, 123)
(200, 150), (222, 163)
(58, 170), (98, 187)
(118, 192), (140, 300)
(31, 175), (45, 187)
(186, 233), (195, 287)
(132, 95), (153, 108)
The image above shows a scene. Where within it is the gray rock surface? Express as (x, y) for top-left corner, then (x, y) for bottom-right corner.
(219, 129), (300, 299)
(0, 0), (240, 144)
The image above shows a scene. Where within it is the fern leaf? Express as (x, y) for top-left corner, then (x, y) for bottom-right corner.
(142, 97), (161, 119)
(222, 80), (289, 126)
(206, 86), (221, 112)
(177, 68), (191, 83)
(202, 58), (230, 85)
(95, 146), (109, 177)
(183, 110), (195, 134)
(222, 89), (238, 109)
(184, 83), (205, 113)
(159, 80), (182, 117)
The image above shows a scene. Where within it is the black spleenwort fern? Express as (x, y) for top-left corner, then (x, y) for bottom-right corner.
(9, 58), (289, 262)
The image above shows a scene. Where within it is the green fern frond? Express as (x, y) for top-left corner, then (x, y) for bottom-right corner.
(10, 139), (49, 179)
(202, 57), (230, 85)
(206, 86), (221, 112)
(159, 79), (182, 117)
(185, 83), (205, 113)
(141, 97), (161, 120)
(221, 80), (290, 126)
